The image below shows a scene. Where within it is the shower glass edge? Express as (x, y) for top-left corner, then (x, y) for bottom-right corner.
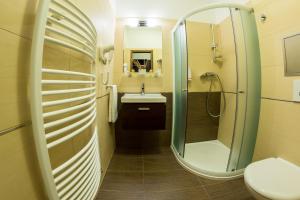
(227, 9), (261, 171)
(172, 22), (188, 157)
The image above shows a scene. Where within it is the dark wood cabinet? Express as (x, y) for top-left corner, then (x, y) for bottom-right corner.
(120, 103), (166, 130)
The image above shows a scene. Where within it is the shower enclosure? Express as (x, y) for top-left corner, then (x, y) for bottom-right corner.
(172, 3), (261, 179)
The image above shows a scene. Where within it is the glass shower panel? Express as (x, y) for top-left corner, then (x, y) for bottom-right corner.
(184, 8), (239, 173)
(226, 8), (247, 172)
(235, 9), (261, 169)
(172, 22), (188, 157)
(227, 9), (261, 171)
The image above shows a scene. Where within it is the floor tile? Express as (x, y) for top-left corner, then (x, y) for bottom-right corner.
(204, 178), (254, 200)
(96, 190), (145, 200)
(97, 148), (254, 200)
(115, 148), (143, 156)
(144, 186), (210, 200)
(144, 154), (182, 172)
(197, 176), (228, 186)
(108, 154), (143, 172)
(142, 146), (173, 156)
(144, 170), (201, 192)
(100, 171), (144, 192)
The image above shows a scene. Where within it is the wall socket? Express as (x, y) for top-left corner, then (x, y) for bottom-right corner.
(293, 80), (300, 102)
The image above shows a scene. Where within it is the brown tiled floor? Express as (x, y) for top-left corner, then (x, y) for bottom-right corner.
(96, 148), (255, 200)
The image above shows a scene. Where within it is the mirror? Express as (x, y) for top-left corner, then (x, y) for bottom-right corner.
(283, 33), (300, 76)
(131, 50), (153, 72)
(123, 26), (162, 75)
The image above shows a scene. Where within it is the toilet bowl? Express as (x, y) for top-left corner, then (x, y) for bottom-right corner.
(244, 158), (300, 200)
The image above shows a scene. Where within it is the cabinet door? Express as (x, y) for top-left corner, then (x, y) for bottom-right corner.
(121, 103), (166, 130)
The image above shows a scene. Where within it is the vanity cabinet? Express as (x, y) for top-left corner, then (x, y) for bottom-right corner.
(120, 103), (166, 130)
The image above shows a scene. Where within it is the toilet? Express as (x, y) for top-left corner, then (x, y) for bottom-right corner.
(244, 158), (300, 200)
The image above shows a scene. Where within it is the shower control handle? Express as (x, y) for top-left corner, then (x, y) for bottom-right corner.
(238, 91), (245, 94)
(182, 89), (188, 92)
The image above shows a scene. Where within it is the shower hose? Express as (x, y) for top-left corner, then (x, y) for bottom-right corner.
(206, 74), (226, 118)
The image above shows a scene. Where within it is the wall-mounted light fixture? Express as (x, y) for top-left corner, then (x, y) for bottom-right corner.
(126, 18), (160, 27)
(146, 18), (160, 27)
(126, 18), (139, 27)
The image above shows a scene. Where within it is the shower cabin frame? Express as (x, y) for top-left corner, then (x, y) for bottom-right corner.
(171, 3), (261, 179)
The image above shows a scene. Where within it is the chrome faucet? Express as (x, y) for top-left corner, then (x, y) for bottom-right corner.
(141, 83), (145, 95)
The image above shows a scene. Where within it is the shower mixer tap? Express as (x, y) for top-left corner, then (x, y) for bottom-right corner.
(141, 83), (145, 95)
(200, 72), (226, 118)
(200, 72), (217, 80)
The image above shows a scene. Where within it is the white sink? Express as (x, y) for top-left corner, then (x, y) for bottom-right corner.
(121, 93), (167, 103)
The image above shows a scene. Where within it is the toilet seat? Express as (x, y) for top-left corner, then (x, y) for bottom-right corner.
(244, 158), (300, 200)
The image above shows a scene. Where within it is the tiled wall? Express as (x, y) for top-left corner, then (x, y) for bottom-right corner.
(185, 19), (237, 148)
(250, 0), (300, 166)
(186, 21), (222, 92)
(186, 92), (220, 143)
(185, 21), (221, 144)
(113, 18), (175, 93)
(0, 0), (116, 198)
(43, 44), (95, 169)
(0, 0), (46, 199)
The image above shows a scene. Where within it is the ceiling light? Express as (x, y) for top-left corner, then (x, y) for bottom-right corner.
(147, 18), (159, 27)
(126, 18), (139, 27)
(138, 20), (147, 27)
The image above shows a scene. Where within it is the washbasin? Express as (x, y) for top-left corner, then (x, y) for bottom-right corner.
(121, 93), (167, 103)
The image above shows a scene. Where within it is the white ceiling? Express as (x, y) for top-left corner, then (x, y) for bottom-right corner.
(112, 0), (249, 22)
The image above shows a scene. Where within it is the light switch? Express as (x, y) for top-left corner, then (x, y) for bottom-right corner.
(293, 80), (300, 102)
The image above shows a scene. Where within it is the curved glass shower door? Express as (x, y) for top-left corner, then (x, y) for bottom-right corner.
(227, 8), (261, 171)
(172, 5), (261, 179)
(172, 22), (188, 157)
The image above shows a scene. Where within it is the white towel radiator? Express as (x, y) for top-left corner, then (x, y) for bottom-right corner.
(30, 0), (100, 199)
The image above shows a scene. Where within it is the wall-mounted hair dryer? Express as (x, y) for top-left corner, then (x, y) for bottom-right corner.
(99, 45), (114, 64)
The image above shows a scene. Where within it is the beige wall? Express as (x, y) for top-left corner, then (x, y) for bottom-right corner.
(186, 21), (222, 92)
(0, 0), (46, 199)
(113, 18), (175, 93)
(0, 0), (115, 199)
(0, 1), (37, 131)
(76, 0), (117, 184)
(250, 0), (300, 166)
(96, 50), (116, 184)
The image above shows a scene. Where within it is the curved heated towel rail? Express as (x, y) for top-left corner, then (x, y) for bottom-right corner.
(30, 0), (100, 199)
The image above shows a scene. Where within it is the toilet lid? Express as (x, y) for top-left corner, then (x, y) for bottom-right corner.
(244, 158), (300, 200)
